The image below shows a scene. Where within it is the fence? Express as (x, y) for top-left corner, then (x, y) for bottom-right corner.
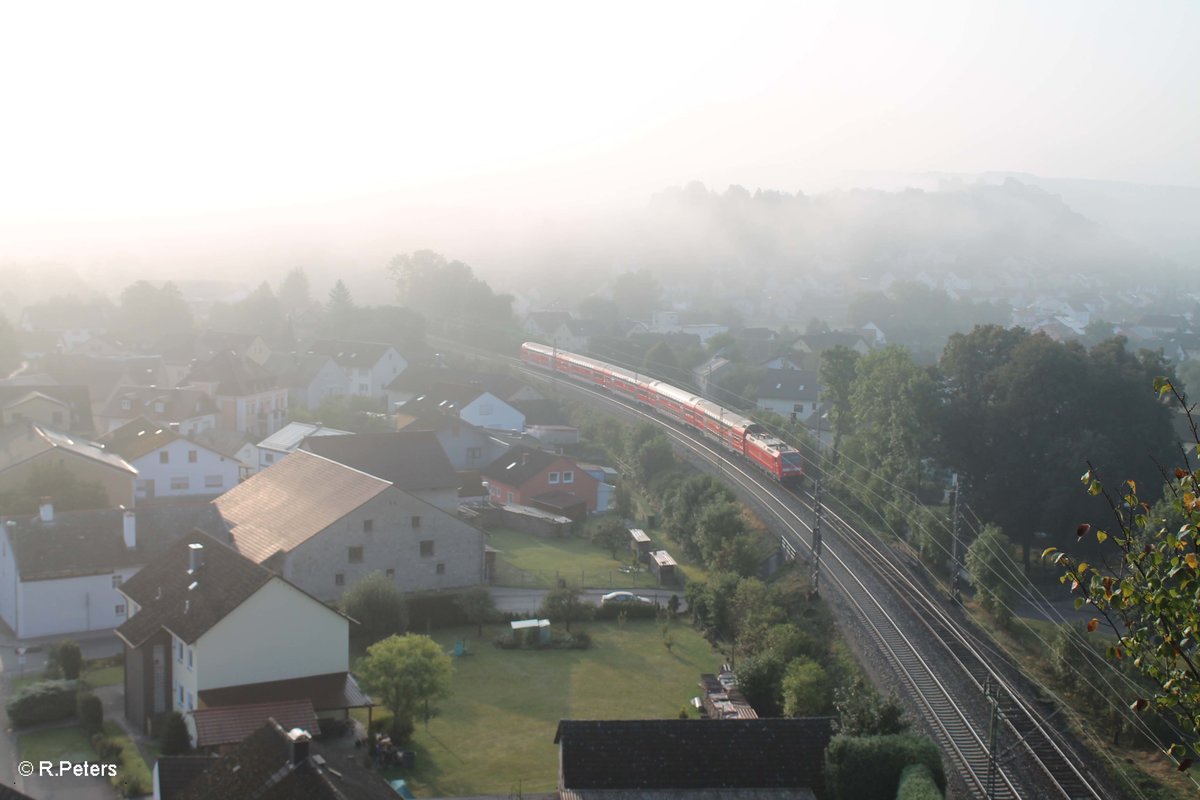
(492, 561), (681, 591)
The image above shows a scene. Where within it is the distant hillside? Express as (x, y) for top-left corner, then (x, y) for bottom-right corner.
(621, 179), (1155, 282)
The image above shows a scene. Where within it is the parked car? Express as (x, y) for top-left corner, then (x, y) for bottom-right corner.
(601, 591), (652, 606)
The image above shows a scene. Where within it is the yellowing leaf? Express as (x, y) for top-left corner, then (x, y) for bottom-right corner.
(1096, 530), (1108, 544)
(1087, 618), (1098, 633)
(1187, 553), (1199, 570)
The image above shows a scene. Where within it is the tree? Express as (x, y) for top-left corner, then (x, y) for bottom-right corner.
(454, 586), (496, 637)
(965, 525), (1017, 624)
(643, 340), (682, 383)
(693, 500), (746, 563)
(341, 572), (407, 644)
(849, 346), (937, 495)
(161, 711), (192, 755)
(278, 266), (313, 315)
(539, 586), (592, 632)
(610, 269), (660, 323)
(834, 678), (909, 736)
(590, 518), (629, 560)
(0, 461), (110, 515)
(1051, 382), (1200, 764)
(54, 640), (82, 680)
(781, 658), (832, 716)
(358, 634), (453, 741)
(327, 279), (355, 330)
(820, 345), (860, 452)
(387, 250), (516, 347)
(116, 280), (193, 343)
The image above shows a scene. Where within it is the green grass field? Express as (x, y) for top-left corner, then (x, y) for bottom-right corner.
(487, 526), (705, 589)
(359, 618), (718, 797)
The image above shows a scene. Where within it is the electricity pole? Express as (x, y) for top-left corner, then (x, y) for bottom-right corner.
(950, 473), (964, 603)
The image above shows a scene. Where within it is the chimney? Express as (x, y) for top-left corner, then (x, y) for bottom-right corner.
(287, 728), (312, 765)
(38, 498), (53, 523)
(521, 453), (529, 466)
(188, 543), (204, 574)
(122, 509), (136, 550)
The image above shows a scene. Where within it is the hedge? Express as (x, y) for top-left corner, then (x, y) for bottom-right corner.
(594, 602), (660, 621)
(896, 763), (943, 800)
(825, 733), (944, 800)
(6, 680), (81, 727)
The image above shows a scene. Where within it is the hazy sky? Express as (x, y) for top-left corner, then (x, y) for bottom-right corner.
(2, 0), (1197, 265)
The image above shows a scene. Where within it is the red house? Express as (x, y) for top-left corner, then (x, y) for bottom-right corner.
(482, 445), (601, 513)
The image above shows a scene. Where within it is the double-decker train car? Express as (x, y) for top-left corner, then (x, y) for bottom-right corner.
(521, 342), (803, 484)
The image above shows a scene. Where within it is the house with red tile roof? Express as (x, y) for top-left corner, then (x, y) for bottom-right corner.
(481, 445), (603, 515)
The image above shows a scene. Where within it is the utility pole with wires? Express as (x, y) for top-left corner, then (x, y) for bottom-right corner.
(950, 472), (965, 604)
(985, 676), (1003, 799)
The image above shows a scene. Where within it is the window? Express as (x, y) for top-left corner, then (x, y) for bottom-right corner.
(506, 492), (514, 504)
(187, 691), (193, 710)
(362, 519), (374, 533)
(419, 540), (434, 557)
(411, 515), (421, 528)
(436, 563), (446, 575)
(548, 472), (560, 485)
(359, 383), (369, 393)
(188, 450), (198, 463)
(385, 568), (395, 579)
(187, 648), (193, 670)
(467, 447), (482, 461)
(204, 475), (223, 489)
(265, 452), (275, 464)
(177, 641), (183, 662)
(335, 573), (345, 587)
(178, 684), (184, 705)
(111, 574), (123, 588)
(115, 604), (126, 615)
(171, 476), (190, 491)
(160, 451), (169, 464)
(348, 546), (363, 563)
(563, 471), (574, 484)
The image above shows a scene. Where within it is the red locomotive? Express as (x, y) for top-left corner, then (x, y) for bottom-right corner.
(521, 342), (804, 484)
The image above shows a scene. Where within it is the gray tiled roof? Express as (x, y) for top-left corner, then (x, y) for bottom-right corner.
(554, 719), (834, 792)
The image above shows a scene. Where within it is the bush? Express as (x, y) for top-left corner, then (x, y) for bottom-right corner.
(56, 640), (83, 680)
(78, 692), (104, 734)
(825, 734), (944, 800)
(160, 711), (192, 755)
(6, 680), (80, 727)
(569, 631), (591, 649)
(342, 572), (408, 644)
(91, 736), (124, 761)
(895, 763), (943, 800)
(594, 602), (658, 621)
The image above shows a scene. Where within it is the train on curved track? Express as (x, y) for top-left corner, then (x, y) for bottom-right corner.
(521, 341), (804, 485)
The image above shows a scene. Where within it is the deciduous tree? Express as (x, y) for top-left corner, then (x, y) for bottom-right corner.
(358, 634), (453, 741)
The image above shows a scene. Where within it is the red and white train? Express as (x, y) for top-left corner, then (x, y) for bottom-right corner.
(521, 342), (804, 484)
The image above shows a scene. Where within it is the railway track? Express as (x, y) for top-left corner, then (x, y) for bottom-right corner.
(512, 362), (1117, 799)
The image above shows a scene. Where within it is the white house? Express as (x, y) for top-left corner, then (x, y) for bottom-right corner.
(255, 421), (353, 472)
(117, 532), (368, 739)
(96, 387), (219, 436)
(754, 369), (821, 422)
(401, 383), (525, 432)
(306, 339), (406, 403)
(0, 501), (223, 640)
(99, 417), (242, 500)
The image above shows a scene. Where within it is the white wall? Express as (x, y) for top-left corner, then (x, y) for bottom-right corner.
(462, 392), (524, 432)
(194, 578), (349, 691)
(132, 439), (241, 500)
(13, 570), (136, 639)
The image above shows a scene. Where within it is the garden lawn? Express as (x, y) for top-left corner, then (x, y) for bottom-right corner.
(358, 618), (717, 797)
(488, 527), (698, 590)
